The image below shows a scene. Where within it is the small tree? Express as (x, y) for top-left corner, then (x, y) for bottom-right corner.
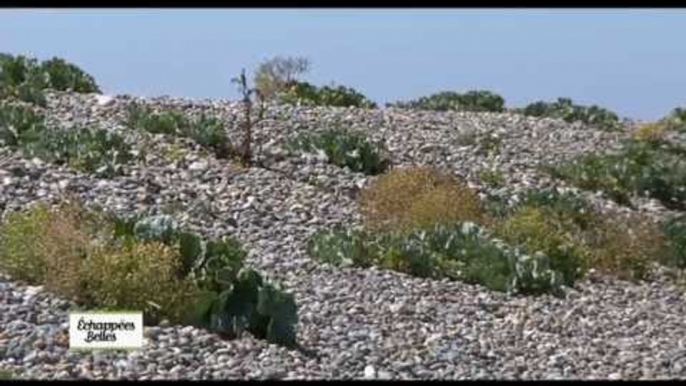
(253, 56), (310, 101)
(232, 69), (266, 167)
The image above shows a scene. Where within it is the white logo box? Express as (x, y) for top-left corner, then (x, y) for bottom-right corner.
(69, 312), (143, 350)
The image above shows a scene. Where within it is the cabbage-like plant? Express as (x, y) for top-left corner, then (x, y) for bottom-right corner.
(287, 127), (390, 175)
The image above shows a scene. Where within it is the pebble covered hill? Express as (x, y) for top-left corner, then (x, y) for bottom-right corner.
(1, 90), (686, 380)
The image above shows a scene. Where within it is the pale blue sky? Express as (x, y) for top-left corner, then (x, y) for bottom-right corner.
(1, 9), (685, 120)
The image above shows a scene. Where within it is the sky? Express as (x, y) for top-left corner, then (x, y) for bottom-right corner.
(1, 9), (685, 121)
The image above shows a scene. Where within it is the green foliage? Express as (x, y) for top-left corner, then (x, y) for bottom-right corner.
(288, 127), (390, 175)
(0, 203), (299, 347)
(494, 207), (588, 287)
(0, 53), (100, 106)
(0, 54), (47, 106)
(83, 240), (197, 325)
(279, 81), (377, 109)
(514, 188), (596, 230)
(1, 103), (132, 177)
(0, 369), (13, 380)
(307, 222), (566, 296)
(662, 107), (686, 133)
(26, 126), (133, 177)
(550, 140), (686, 211)
(40, 57), (101, 93)
(186, 264), (298, 347)
(124, 103), (234, 159)
(479, 169), (505, 188)
(0, 203), (51, 283)
(110, 213), (298, 346)
(661, 215), (686, 269)
(0, 102), (46, 147)
(518, 97), (621, 131)
(388, 90), (505, 113)
(306, 227), (375, 268)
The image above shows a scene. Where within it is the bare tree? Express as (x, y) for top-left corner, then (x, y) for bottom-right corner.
(232, 69), (266, 167)
(253, 56), (310, 101)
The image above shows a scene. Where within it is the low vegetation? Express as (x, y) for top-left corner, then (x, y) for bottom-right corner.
(0, 200), (298, 347)
(359, 167), (483, 232)
(1, 102), (133, 177)
(309, 167), (679, 297)
(124, 103), (234, 160)
(548, 138), (686, 211)
(388, 90), (505, 113)
(515, 97), (621, 131)
(0, 53), (100, 107)
(287, 127), (390, 175)
(278, 81), (377, 109)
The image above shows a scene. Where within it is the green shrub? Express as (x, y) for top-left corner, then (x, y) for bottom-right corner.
(23, 126), (133, 177)
(494, 206), (588, 287)
(110, 213), (298, 346)
(518, 97), (620, 131)
(306, 227), (376, 268)
(660, 215), (686, 269)
(663, 107), (686, 133)
(307, 222), (566, 296)
(278, 81), (377, 109)
(0, 202), (299, 347)
(359, 166), (483, 232)
(0, 53), (100, 106)
(124, 103), (233, 159)
(587, 214), (665, 281)
(0, 102), (46, 147)
(186, 267), (298, 347)
(40, 57), (100, 93)
(1, 102), (132, 177)
(288, 127), (390, 175)
(550, 140), (686, 211)
(83, 240), (198, 325)
(479, 169), (505, 188)
(516, 188), (597, 230)
(0, 203), (52, 283)
(388, 90), (505, 113)
(0, 54), (47, 106)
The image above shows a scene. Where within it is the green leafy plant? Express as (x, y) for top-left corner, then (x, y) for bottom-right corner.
(0, 53), (47, 106)
(124, 103), (234, 159)
(0, 53), (100, 106)
(306, 227), (376, 268)
(110, 213), (298, 346)
(25, 126), (133, 177)
(279, 81), (377, 109)
(0, 101), (46, 147)
(0, 202), (299, 347)
(288, 127), (390, 175)
(550, 140), (686, 211)
(494, 206), (588, 287)
(40, 57), (101, 93)
(479, 168), (505, 188)
(660, 215), (686, 269)
(308, 222), (566, 296)
(517, 97), (621, 131)
(0, 202), (52, 283)
(388, 90), (505, 113)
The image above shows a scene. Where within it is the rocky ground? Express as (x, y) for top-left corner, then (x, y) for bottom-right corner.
(1, 91), (685, 379)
